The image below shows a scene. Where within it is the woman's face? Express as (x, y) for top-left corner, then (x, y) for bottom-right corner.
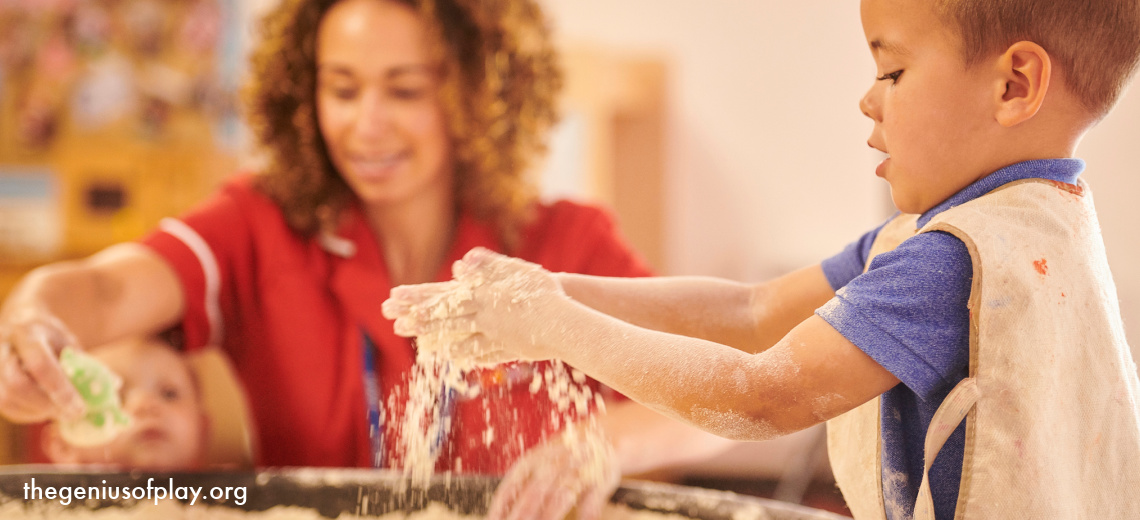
(316, 0), (452, 209)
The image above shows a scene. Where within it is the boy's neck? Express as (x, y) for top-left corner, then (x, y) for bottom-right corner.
(956, 86), (1091, 197)
(993, 105), (1087, 164)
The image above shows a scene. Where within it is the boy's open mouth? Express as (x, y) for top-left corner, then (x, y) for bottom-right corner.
(867, 141), (890, 177)
(875, 155), (891, 178)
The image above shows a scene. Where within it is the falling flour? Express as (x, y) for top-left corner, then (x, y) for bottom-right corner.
(392, 352), (609, 489)
(391, 257), (610, 496)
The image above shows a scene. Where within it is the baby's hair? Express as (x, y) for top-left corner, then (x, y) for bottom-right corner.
(155, 330), (202, 399)
(934, 0), (1140, 119)
(136, 335), (204, 402)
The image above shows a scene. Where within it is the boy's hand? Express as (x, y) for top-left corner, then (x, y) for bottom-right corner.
(0, 307), (87, 423)
(487, 424), (620, 520)
(382, 247), (569, 364)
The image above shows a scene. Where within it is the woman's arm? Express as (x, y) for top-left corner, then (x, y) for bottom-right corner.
(555, 264), (835, 354)
(0, 243), (184, 422)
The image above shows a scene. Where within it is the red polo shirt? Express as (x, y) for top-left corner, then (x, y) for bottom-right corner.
(140, 174), (652, 471)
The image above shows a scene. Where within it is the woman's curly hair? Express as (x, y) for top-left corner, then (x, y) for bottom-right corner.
(245, 0), (562, 250)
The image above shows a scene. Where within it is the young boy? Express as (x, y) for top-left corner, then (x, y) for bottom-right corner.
(43, 336), (208, 471)
(384, 0), (1140, 518)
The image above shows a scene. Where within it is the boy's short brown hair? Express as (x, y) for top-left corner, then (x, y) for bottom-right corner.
(934, 0), (1140, 119)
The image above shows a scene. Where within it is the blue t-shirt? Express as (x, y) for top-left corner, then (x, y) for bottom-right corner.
(817, 159), (1084, 520)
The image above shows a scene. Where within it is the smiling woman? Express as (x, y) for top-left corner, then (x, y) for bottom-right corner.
(247, 0), (561, 254)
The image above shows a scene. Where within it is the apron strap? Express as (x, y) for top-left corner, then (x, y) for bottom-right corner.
(914, 377), (980, 520)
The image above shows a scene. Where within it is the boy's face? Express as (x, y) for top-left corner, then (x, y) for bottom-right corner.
(859, 0), (999, 214)
(51, 340), (206, 471)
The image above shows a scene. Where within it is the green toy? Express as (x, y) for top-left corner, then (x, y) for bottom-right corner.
(58, 347), (131, 446)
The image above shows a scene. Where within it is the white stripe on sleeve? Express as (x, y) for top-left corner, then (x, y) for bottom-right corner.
(158, 218), (223, 346)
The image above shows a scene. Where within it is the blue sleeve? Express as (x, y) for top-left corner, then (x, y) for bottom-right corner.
(815, 231), (972, 400)
(820, 217), (893, 291)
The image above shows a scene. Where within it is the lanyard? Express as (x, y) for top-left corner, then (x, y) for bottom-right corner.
(436, 367), (457, 456)
(361, 330), (384, 468)
(361, 329), (457, 469)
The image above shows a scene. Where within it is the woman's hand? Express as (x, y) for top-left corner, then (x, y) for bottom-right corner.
(383, 247), (571, 364)
(487, 423), (620, 520)
(0, 244), (184, 425)
(0, 306), (86, 423)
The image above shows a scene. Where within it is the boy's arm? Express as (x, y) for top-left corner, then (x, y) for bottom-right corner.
(554, 265), (835, 354)
(532, 295), (899, 440)
(386, 248), (898, 440)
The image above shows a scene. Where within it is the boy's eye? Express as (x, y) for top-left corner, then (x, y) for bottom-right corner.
(876, 70), (904, 84)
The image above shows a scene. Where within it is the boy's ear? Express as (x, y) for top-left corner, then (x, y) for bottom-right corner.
(994, 41), (1052, 127)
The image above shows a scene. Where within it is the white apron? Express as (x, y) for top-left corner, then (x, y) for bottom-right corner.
(826, 178), (1140, 519)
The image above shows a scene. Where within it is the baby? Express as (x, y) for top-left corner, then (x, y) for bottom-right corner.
(42, 336), (208, 471)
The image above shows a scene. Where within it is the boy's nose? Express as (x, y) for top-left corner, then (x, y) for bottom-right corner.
(859, 88), (880, 121)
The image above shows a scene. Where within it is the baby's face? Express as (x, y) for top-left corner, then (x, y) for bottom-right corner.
(62, 340), (205, 470)
(858, 0), (1001, 214)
